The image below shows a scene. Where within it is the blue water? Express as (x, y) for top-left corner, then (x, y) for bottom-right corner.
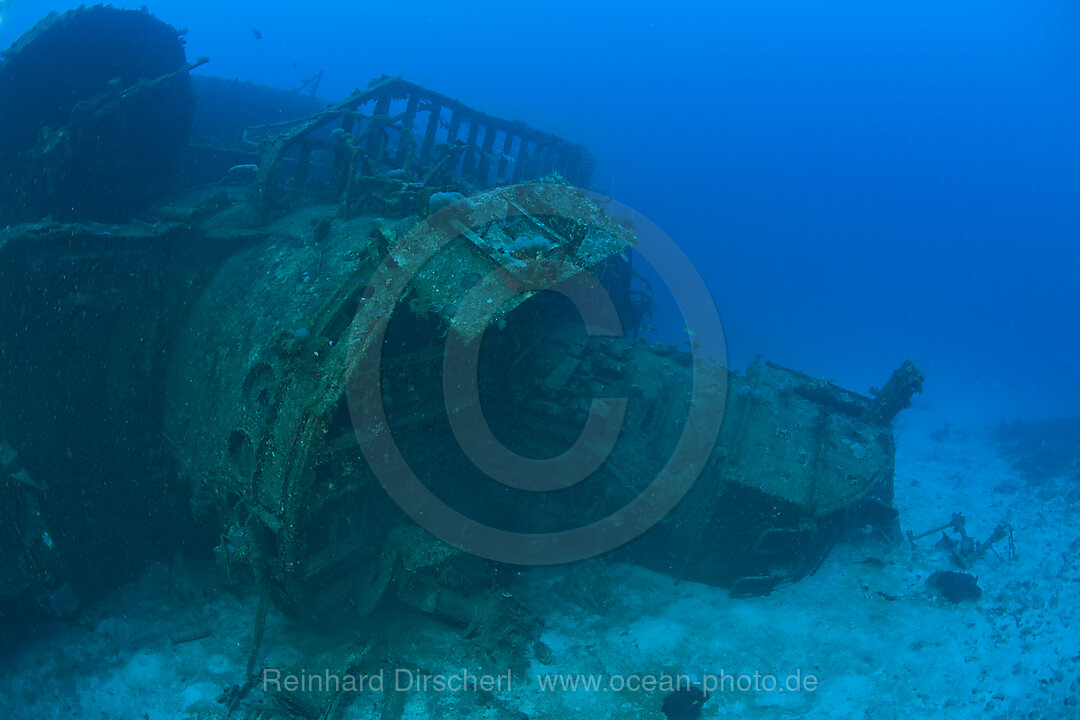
(3, 0), (1076, 424)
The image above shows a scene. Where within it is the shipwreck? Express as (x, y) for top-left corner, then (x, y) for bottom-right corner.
(0, 5), (922, 679)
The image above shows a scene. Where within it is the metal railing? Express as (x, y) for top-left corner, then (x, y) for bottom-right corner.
(247, 75), (595, 215)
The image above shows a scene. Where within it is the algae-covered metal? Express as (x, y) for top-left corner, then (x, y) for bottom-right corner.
(164, 176), (637, 612)
(0, 17), (922, 631)
(165, 170), (919, 607)
(0, 6), (200, 223)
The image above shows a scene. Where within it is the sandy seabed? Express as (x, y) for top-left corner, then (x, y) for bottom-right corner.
(1, 427), (1076, 719)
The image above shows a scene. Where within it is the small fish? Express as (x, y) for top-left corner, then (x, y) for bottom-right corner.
(251, 27), (263, 40)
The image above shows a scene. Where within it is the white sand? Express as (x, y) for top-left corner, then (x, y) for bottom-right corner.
(1, 428), (1075, 719)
